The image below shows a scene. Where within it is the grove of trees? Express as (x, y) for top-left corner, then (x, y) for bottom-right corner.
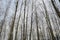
(0, 0), (60, 40)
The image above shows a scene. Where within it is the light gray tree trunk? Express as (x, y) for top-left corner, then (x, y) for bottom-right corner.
(0, 0), (60, 40)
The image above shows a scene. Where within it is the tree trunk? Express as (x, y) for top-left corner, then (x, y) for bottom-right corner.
(0, 0), (60, 40)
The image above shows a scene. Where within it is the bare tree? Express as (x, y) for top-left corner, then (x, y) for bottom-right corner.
(0, 0), (60, 40)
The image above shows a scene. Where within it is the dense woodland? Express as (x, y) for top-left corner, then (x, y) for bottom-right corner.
(0, 0), (60, 40)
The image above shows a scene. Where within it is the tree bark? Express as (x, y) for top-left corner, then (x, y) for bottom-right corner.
(0, 0), (60, 40)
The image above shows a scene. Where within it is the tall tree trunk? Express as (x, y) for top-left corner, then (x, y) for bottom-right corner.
(0, 0), (60, 40)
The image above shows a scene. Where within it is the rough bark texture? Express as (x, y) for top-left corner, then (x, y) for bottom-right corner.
(0, 0), (60, 40)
